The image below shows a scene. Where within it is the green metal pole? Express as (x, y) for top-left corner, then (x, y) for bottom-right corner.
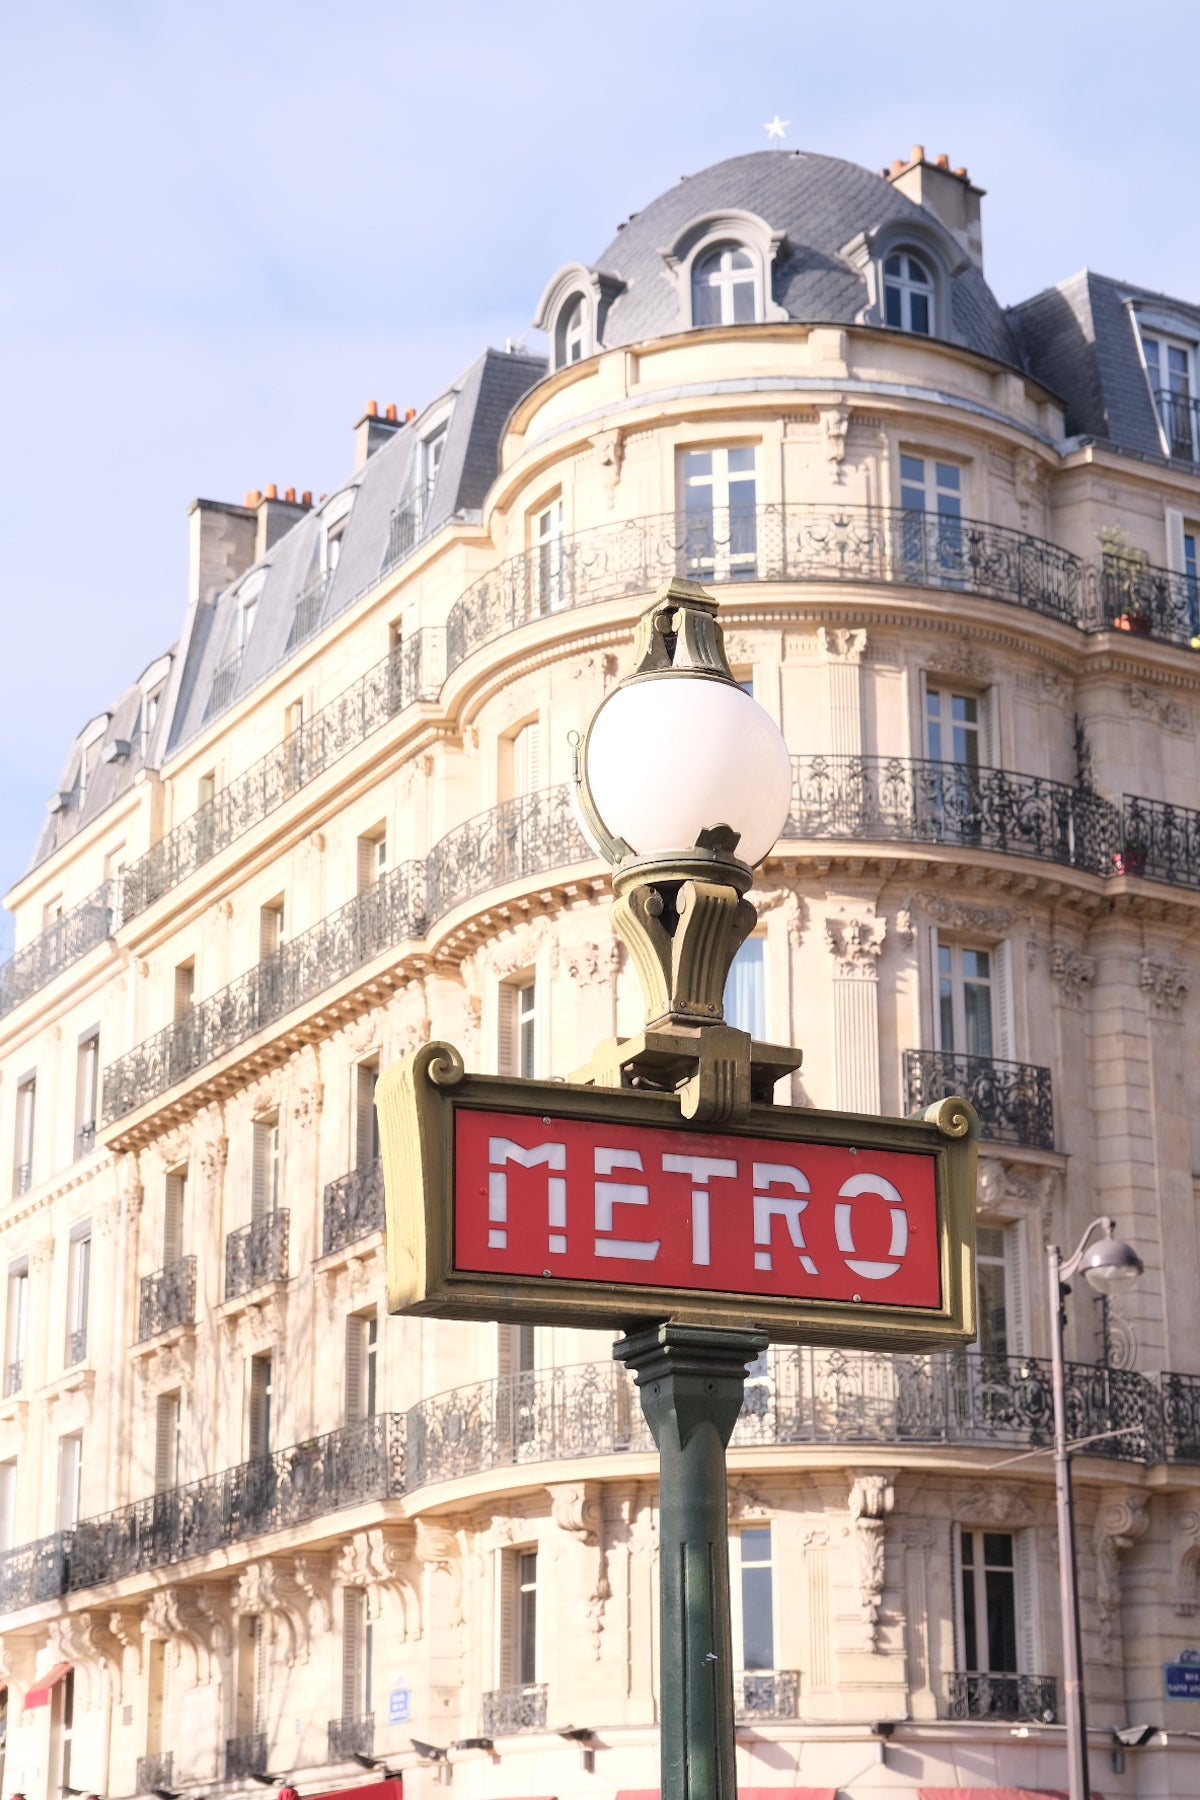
(614, 1322), (768, 1800)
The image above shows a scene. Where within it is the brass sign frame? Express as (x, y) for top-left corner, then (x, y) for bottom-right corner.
(378, 1040), (978, 1352)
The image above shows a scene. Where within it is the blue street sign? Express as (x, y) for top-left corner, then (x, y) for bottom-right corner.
(389, 1685), (411, 1724)
(1165, 1650), (1200, 1699)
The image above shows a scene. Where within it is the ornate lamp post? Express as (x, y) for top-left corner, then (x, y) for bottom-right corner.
(1049, 1218), (1143, 1800)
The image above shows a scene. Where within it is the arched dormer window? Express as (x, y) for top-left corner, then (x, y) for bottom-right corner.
(884, 250), (934, 334)
(692, 243), (757, 326)
(534, 264), (625, 372)
(556, 295), (589, 366)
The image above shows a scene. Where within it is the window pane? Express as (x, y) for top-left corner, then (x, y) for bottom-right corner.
(694, 276), (722, 327)
(885, 284), (903, 327)
(732, 279), (756, 324)
(729, 248), (754, 270)
(978, 1257), (1008, 1358)
(885, 254), (903, 276)
(727, 447), (756, 474)
(684, 450), (713, 481)
(741, 1564), (774, 1669)
(963, 977), (994, 1057)
(900, 454), (925, 486)
(724, 940), (765, 1038)
(962, 949), (990, 981)
(910, 291), (930, 334)
(907, 256), (931, 287)
(961, 1530), (979, 1668)
(741, 1526), (772, 1561)
(985, 1566), (1018, 1671)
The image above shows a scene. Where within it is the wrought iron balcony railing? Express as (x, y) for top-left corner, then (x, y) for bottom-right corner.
(135, 1750), (174, 1794)
(423, 783), (591, 922)
(733, 1669), (799, 1721)
(66, 1326), (87, 1368)
(4, 1359), (22, 1397)
(138, 1256), (196, 1342)
(903, 1049), (1054, 1150)
(482, 1683), (548, 1735)
(0, 1353), (1189, 1612)
(225, 1212), (289, 1299)
(204, 648), (245, 723)
(225, 1732), (268, 1779)
(1099, 552), (1200, 648)
(285, 569), (334, 653)
(445, 504), (1091, 674)
(947, 1671), (1057, 1723)
(328, 1713), (374, 1760)
(1153, 387), (1200, 463)
(121, 638), (436, 924)
(323, 1159), (385, 1257)
(0, 882), (116, 1021)
(13, 1162), (31, 1198)
(76, 1120), (96, 1158)
(381, 501), (424, 576)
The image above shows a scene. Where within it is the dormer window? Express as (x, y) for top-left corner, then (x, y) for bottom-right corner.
(557, 295), (588, 366)
(1141, 333), (1198, 460)
(884, 251), (934, 334)
(692, 243), (757, 326)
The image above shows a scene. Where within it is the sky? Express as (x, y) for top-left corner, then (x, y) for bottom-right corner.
(2, 0), (1199, 925)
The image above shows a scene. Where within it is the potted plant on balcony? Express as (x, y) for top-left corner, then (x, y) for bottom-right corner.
(1113, 832), (1148, 877)
(1098, 525), (1152, 635)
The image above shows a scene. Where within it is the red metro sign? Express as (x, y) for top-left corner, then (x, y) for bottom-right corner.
(379, 1043), (978, 1351)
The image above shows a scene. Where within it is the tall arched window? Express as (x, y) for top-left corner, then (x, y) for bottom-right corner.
(883, 251), (934, 335)
(692, 243), (757, 326)
(555, 295), (588, 369)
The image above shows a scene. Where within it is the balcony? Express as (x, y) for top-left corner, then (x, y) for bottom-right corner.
(4, 1359), (21, 1397)
(66, 1326), (87, 1368)
(225, 1732), (268, 1779)
(323, 1159), (385, 1257)
(135, 1751), (174, 1794)
(204, 647), (245, 723)
(0, 1530), (71, 1612)
(733, 1669), (799, 1721)
(328, 1713), (374, 1760)
(947, 1671), (1057, 1723)
(285, 569), (333, 653)
(225, 1212), (289, 1300)
(1153, 387), (1200, 463)
(423, 783), (590, 922)
(381, 501), (423, 576)
(903, 1050), (1054, 1151)
(0, 882), (115, 1021)
(137, 1257), (196, 1342)
(482, 1684), (548, 1735)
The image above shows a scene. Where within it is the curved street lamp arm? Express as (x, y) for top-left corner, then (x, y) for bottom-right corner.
(1058, 1215), (1118, 1282)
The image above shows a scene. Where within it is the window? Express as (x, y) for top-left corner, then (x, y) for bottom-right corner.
(499, 976), (538, 1078)
(925, 686), (987, 768)
(935, 940), (1012, 1061)
(724, 938), (765, 1038)
(13, 1075), (34, 1197)
(251, 1116), (280, 1223)
(248, 1354), (272, 1460)
(423, 427), (447, 505)
(236, 1615), (267, 1740)
(884, 251), (934, 334)
(357, 826), (387, 894)
(957, 1527), (1038, 1680)
(43, 894), (64, 929)
(512, 720), (544, 798)
(325, 522), (345, 573)
(345, 1312), (379, 1424)
(197, 772), (216, 810)
(901, 454), (962, 520)
(498, 1323), (536, 1376)
(57, 1434), (82, 1529)
(900, 455), (963, 581)
(65, 1222), (91, 1367)
(259, 897), (284, 961)
(342, 1585), (372, 1724)
(75, 1031), (100, 1157)
(1142, 333), (1197, 459)
(285, 699), (304, 740)
(975, 1224), (1029, 1362)
(692, 242), (757, 326)
(0, 1460), (15, 1552)
(155, 1391), (181, 1493)
(50, 1668), (75, 1797)
(5, 1260), (28, 1396)
(499, 1548), (538, 1688)
(555, 294), (588, 367)
(1185, 528), (1200, 636)
(163, 1166), (187, 1266)
(679, 446), (758, 580)
(733, 1525), (775, 1670)
(174, 961), (195, 1021)
(237, 594), (258, 653)
(355, 1062), (380, 1170)
(533, 499), (564, 613)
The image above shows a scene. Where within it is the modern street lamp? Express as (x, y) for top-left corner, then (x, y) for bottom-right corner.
(1049, 1217), (1144, 1800)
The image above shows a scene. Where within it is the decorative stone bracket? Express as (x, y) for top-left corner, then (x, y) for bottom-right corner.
(848, 1468), (895, 1650)
(1094, 1489), (1149, 1660)
(550, 1480), (611, 1661)
(234, 1559), (313, 1666)
(141, 1584), (230, 1686)
(337, 1526), (422, 1639)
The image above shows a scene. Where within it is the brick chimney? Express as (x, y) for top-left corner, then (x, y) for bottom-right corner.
(187, 497), (257, 607)
(252, 485), (308, 561)
(886, 146), (985, 272)
(355, 400), (404, 470)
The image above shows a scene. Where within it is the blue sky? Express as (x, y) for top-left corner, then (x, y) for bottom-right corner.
(2, 0), (1198, 924)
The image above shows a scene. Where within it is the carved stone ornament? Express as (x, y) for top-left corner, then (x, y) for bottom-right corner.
(1013, 448), (1041, 516)
(1142, 958), (1190, 1014)
(753, 885), (807, 949)
(820, 403), (851, 479)
(926, 642), (994, 680)
(474, 916), (559, 984)
(337, 1527), (422, 1638)
(234, 1559), (311, 1665)
(550, 1481), (610, 1659)
(136, 1332), (197, 1392)
(141, 1585), (229, 1685)
(895, 907), (915, 950)
(848, 1469), (895, 1650)
(825, 913), (886, 979)
(912, 889), (1030, 936)
(415, 1519), (464, 1627)
(977, 1159), (1055, 1237)
(292, 1081), (325, 1125)
(344, 1013), (382, 1059)
(1128, 684), (1189, 733)
(1050, 944), (1096, 1005)
(564, 941), (621, 989)
(1173, 1499), (1200, 1615)
(293, 1554), (333, 1639)
(959, 1481), (1035, 1526)
(817, 625), (867, 662)
(44, 1613), (119, 1710)
(591, 426), (625, 504)
(1094, 1489), (1149, 1660)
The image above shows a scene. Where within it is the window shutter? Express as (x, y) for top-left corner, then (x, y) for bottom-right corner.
(0, 1461), (17, 1552)
(514, 722), (543, 797)
(259, 904), (282, 962)
(979, 686), (997, 769)
(357, 837), (376, 894)
(928, 928), (942, 1050)
(1015, 1528), (1039, 1674)
(497, 1550), (516, 1688)
(1167, 507), (1187, 574)
(155, 1393), (178, 1493)
(345, 1315), (364, 1424)
(163, 1172), (185, 1266)
(57, 1436), (81, 1530)
(342, 1586), (364, 1717)
(174, 965), (194, 1018)
(251, 1122), (269, 1224)
(253, 1613), (267, 1733)
(1004, 1220), (1030, 1357)
(249, 1357), (270, 1460)
(497, 1322), (514, 1378)
(951, 1524), (966, 1669)
(992, 940), (1015, 1061)
(497, 985), (517, 1076)
(355, 1066), (378, 1169)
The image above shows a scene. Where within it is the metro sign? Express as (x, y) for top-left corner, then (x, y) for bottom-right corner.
(379, 1042), (978, 1351)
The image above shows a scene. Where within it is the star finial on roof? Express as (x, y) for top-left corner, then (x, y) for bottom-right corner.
(764, 115), (789, 142)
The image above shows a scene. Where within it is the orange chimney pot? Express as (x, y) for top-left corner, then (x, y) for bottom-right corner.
(911, 144), (925, 163)
(265, 484), (278, 501)
(245, 490), (261, 508)
(385, 403), (397, 422)
(301, 490), (312, 507)
(935, 153), (950, 169)
(284, 486), (295, 503)
(365, 400), (378, 417)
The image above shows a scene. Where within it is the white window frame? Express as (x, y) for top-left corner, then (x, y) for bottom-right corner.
(724, 936), (766, 1039)
(883, 249), (935, 334)
(65, 1221), (91, 1366)
(532, 499), (564, 613)
(678, 444), (760, 581)
(498, 972), (538, 1079)
(923, 681), (993, 769)
(690, 241), (761, 327)
(930, 931), (1013, 1061)
(729, 1523), (776, 1672)
(555, 293), (590, 367)
(1138, 325), (1199, 460)
(954, 1524), (1040, 1677)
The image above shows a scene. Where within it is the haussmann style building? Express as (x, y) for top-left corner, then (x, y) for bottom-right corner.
(3, 142), (1200, 1800)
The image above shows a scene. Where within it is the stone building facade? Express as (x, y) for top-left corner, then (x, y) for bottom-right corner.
(2, 145), (1200, 1798)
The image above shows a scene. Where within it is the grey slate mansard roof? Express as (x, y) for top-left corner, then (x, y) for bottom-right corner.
(586, 150), (1023, 368)
(1009, 269), (1200, 459)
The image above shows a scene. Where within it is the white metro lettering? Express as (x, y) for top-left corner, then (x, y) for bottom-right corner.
(594, 1147), (659, 1261)
(661, 1155), (738, 1265)
(751, 1162), (817, 1274)
(487, 1138), (567, 1253)
(834, 1172), (909, 1279)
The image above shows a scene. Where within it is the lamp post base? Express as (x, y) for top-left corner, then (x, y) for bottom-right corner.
(614, 1322), (768, 1800)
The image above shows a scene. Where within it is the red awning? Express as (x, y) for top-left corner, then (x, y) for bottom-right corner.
(22, 1662), (71, 1711)
(306, 1782), (403, 1800)
(620, 1791), (835, 1800)
(917, 1788), (1106, 1799)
